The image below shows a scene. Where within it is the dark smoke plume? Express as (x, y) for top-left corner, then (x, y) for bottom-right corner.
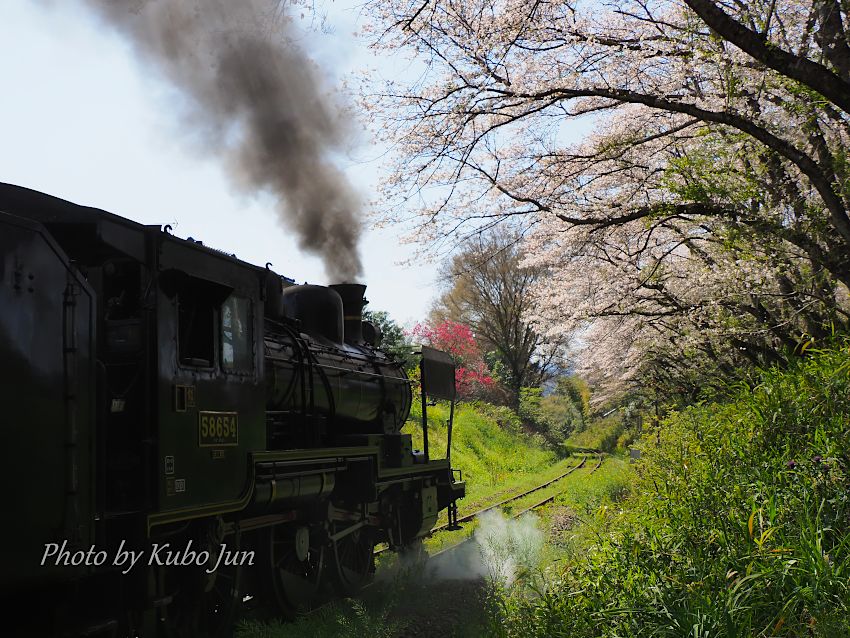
(80, 0), (363, 280)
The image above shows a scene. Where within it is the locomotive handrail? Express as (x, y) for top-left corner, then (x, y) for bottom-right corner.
(265, 352), (413, 383)
(311, 361), (415, 382)
(255, 457), (347, 471)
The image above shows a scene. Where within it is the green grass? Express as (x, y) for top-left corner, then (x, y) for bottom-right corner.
(407, 400), (564, 507)
(552, 455), (630, 514)
(237, 599), (400, 638)
(391, 401), (578, 555)
(487, 343), (850, 638)
(423, 455), (624, 556)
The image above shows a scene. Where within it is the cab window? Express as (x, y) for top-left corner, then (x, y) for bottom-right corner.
(221, 295), (252, 372)
(178, 292), (216, 368)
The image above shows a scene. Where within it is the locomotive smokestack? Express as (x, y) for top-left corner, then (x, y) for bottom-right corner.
(73, 0), (363, 281)
(329, 283), (366, 345)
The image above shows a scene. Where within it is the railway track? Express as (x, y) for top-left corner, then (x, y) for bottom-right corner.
(374, 454), (592, 557)
(429, 453), (605, 558)
(434, 455), (591, 530)
(511, 452), (604, 518)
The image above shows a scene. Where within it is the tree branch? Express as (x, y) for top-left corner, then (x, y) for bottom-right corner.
(683, 0), (850, 112)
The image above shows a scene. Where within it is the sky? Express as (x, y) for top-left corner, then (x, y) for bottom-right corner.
(0, 1), (440, 325)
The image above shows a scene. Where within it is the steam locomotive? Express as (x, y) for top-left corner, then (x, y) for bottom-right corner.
(0, 183), (464, 637)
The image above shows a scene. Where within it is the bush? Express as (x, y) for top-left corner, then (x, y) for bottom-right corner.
(518, 379), (589, 446)
(489, 343), (850, 638)
(565, 415), (625, 452)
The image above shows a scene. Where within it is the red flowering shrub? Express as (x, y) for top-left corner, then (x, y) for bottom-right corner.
(409, 320), (495, 399)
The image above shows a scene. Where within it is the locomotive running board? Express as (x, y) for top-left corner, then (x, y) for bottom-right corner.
(147, 446), (455, 534)
(377, 458), (451, 479)
(146, 446), (380, 534)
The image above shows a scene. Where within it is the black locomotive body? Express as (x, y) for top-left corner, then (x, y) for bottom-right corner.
(0, 183), (464, 636)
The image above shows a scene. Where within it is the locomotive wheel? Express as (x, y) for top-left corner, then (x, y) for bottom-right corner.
(330, 523), (376, 596)
(261, 524), (325, 617)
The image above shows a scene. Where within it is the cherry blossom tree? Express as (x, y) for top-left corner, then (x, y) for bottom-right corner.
(361, 0), (850, 399)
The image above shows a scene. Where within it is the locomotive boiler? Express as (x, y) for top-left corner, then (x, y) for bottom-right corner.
(0, 183), (464, 637)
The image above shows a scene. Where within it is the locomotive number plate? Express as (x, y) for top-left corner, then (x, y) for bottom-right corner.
(198, 412), (238, 447)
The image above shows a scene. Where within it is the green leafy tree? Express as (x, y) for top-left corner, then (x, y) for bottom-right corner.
(363, 309), (413, 369)
(518, 376), (591, 445)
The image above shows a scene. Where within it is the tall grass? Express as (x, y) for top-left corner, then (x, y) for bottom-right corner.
(489, 343), (850, 637)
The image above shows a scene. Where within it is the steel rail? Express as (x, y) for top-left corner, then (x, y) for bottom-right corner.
(511, 453), (604, 518)
(431, 453), (605, 558)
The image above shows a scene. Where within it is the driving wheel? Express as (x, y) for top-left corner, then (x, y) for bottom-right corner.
(329, 523), (375, 597)
(261, 524), (325, 617)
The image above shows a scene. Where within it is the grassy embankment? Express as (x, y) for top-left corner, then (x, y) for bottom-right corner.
(404, 400), (578, 552)
(488, 344), (850, 638)
(407, 400), (564, 504)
